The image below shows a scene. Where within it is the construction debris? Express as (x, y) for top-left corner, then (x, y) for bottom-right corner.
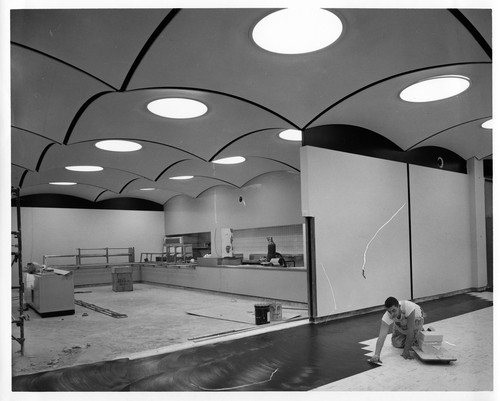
(74, 299), (127, 318)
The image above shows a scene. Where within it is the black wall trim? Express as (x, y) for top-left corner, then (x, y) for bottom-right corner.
(483, 159), (493, 180)
(406, 164), (414, 300)
(303, 124), (467, 174)
(12, 194), (163, 211)
(305, 216), (317, 320)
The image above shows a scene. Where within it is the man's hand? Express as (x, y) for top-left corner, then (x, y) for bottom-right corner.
(401, 351), (413, 360)
(368, 355), (382, 364)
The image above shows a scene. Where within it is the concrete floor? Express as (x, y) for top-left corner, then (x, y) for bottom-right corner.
(9, 287), (495, 399)
(11, 283), (308, 376)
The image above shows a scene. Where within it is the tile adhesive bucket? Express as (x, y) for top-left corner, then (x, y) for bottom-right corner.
(269, 303), (282, 321)
(254, 303), (270, 325)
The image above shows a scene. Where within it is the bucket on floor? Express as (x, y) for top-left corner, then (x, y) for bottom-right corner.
(111, 266), (133, 292)
(269, 303), (282, 321)
(254, 303), (270, 325)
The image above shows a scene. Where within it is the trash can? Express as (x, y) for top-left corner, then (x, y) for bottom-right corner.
(111, 266), (133, 292)
(254, 303), (270, 325)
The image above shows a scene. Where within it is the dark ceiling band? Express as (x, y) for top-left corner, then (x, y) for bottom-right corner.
(62, 91), (114, 145)
(120, 9), (181, 91)
(11, 126), (62, 144)
(11, 42), (118, 90)
(35, 143), (56, 171)
(304, 62), (490, 130)
(448, 9), (492, 59)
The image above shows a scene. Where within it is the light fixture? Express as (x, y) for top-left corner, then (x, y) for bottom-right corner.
(95, 140), (142, 152)
(400, 75), (471, 102)
(49, 182), (77, 185)
(252, 8), (343, 54)
(279, 129), (302, 141)
(212, 156), (246, 165)
(481, 119), (493, 129)
(147, 98), (208, 119)
(65, 166), (103, 172)
(169, 175), (194, 180)
(140, 188), (156, 191)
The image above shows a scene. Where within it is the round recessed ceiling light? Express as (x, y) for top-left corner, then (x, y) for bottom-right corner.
(49, 182), (77, 186)
(65, 165), (103, 172)
(400, 75), (471, 102)
(169, 175), (194, 180)
(279, 129), (302, 141)
(252, 8), (343, 54)
(481, 119), (493, 129)
(147, 98), (208, 119)
(212, 156), (246, 165)
(95, 140), (142, 152)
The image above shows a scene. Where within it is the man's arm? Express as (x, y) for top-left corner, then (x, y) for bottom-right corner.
(368, 320), (390, 363)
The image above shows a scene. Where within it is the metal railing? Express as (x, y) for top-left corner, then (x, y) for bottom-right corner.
(43, 247), (135, 266)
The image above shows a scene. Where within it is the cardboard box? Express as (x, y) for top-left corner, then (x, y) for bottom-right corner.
(418, 331), (443, 354)
(111, 266), (133, 292)
(418, 331), (443, 343)
(420, 342), (443, 354)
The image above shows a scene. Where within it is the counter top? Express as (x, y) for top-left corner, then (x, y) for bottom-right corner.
(196, 263), (305, 271)
(138, 262), (306, 271)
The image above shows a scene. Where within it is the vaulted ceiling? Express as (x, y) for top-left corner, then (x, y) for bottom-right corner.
(10, 8), (492, 207)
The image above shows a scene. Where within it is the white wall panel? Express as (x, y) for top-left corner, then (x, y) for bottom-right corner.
(409, 165), (472, 298)
(11, 207), (165, 283)
(301, 147), (411, 316)
(164, 170), (303, 234)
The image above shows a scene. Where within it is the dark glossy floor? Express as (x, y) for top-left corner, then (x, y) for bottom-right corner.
(12, 291), (493, 392)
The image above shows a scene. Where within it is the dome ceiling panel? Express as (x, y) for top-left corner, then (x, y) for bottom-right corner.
(11, 46), (112, 143)
(153, 176), (236, 199)
(67, 89), (291, 160)
(11, 165), (27, 189)
(18, 183), (108, 203)
(21, 168), (141, 194)
(11, 127), (55, 171)
(98, 187), (181, 205)
(213, 128), (302, 170)
(459, 9), (492, 49)
(310, 63), (492, 152)
(163, 157), (295, 188)
(9, 8), (492, 207)
(410, 118), (492, 160)
(10, 8), (171, 89)
(129, 8), (490, 128)
(38, 142), (192, 181)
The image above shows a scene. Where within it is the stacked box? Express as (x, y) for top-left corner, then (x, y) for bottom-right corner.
(418, 331), (443, 354)
(111, 266), (133, 292)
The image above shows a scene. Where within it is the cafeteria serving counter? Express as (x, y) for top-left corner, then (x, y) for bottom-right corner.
(140, 263), (307, 303)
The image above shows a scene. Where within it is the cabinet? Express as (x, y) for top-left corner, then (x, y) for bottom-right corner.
(25, 270), (75, 317)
